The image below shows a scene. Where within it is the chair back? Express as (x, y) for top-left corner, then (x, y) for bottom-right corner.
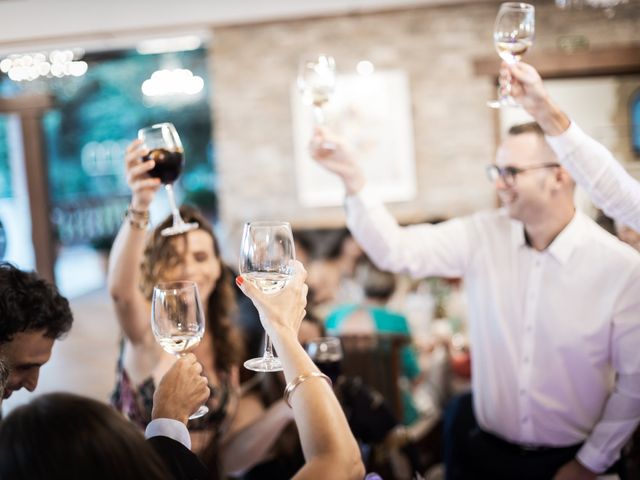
(339, 333), (409, 420)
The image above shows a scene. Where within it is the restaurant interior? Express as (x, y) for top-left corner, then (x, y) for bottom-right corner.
(0, 0), (639, 479)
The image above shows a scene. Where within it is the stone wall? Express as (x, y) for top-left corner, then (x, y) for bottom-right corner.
(209, 1), (640, 256)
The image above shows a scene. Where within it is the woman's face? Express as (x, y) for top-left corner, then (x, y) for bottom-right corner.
(160, 229), (222, 302)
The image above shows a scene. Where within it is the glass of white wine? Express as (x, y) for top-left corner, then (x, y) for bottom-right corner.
(151, 280), (208, 419)
(297, 54), (336, 126)
(487, 2), (535, 109)
(239, 221), (296, 372)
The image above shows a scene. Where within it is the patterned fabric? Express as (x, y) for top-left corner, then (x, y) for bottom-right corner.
(111, 347), (233, 432)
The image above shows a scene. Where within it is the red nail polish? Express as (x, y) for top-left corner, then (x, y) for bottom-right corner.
(235, 276), (243, 287)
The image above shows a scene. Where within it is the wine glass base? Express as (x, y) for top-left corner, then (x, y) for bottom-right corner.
(188, 405), (209, 420)
(244, 356), (283, 372)
(487, 97), (521, 109)
(161, 222), (199, 237)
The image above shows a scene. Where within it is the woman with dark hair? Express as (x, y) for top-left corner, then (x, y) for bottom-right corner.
(0, 393), (172, 480)
(107, 140), (261, 476)
(0, 353), (210, 480)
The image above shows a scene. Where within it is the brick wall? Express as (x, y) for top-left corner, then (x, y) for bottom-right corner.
(209, 1), (640, 256)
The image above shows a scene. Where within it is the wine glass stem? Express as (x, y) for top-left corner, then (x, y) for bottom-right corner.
(165, 184), (184, 226)
(263, 334), (276, 360)
(313, 106), (325, 126)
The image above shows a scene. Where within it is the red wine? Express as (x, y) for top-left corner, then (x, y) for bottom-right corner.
(143, 148), (184, 184)
(315, 358), (342, 383)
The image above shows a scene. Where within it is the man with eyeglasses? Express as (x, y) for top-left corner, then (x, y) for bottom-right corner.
(310, 90), (640, 478)
(506, 61), (640, 232)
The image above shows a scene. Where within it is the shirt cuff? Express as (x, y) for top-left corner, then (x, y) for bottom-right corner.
(345, 183), (380, 210)
(145, 418), (191, 450)
(544, 121), (585, 160)
(576, 441), (616, 474)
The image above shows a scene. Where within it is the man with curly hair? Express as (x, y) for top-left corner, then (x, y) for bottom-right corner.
(0, 262), (73, 401)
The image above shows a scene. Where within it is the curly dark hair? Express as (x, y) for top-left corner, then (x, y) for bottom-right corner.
(139, 206), (244, 372)
(0, 263), (73, 344)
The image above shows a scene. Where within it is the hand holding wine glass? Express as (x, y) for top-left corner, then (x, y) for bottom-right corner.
(487, 2), (535, 108)
(238, 221), (297, 372)
(151, 280), (209, 419)
(138, 122), (198, 236)
(152, 353), (210, 425)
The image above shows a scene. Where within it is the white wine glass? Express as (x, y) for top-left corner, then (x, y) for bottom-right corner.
(151, 280), (208, 419)
(239, 221), (296, 372)
(487, 2), (535, 109)
(138, 122), (198, 236)
(306, 336), (343, 383)
(297, 54), (336, 126)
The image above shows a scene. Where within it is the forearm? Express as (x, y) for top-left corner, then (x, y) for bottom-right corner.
(221, 401), (293, 475)
(269, 331), (363, 478)
(545, 122), (640, 231)
(345, 188), (470, 278)
(107, 215), (152, 342)
(577, 380), (640, 473)
(527, 94), (570, 136)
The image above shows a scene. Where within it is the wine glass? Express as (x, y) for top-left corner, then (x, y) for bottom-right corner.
(239, 221), (296, 372)
(138, 122), (198, 236)
(151, 280), (208, 419)
(306, 337), (343, 383)
(297, 54), (336, 126)
(487, 2), (535, 108)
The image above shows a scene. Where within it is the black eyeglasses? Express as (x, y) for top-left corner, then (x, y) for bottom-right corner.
(486, 163), (560, 187)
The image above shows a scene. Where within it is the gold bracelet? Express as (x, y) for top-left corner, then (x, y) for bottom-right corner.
(124, 206), (150, 230)
(283, 372), (332, 408)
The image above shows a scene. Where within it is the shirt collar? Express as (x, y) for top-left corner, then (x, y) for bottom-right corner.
(509, 210), (584, 264)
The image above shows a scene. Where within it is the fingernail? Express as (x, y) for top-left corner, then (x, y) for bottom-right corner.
(235, 276), (243, 287)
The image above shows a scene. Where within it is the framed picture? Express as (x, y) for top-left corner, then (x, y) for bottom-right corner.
(291, 70), (417, 207)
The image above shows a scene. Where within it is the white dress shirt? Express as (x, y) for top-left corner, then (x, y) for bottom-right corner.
(345, 189), (640, 473)
(145, 418), (191, 449)
(546, 122), (640, 232)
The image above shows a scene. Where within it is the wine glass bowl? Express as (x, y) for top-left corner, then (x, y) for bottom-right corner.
(151, 280), (209, 419)
(239, 221), (296, 372)
(143, 148), (184, 185)
(487, 2), (535, 108)
(138, 122), (198, 236)
(306, 336), (343, 383)
(297, 54), (336, 125)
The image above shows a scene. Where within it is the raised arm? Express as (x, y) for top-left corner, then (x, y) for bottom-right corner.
(310, 128), (472, 279)
(237, 262), (364, 480)
(107, 140), (161, 344)
(508, 62), (640, 231)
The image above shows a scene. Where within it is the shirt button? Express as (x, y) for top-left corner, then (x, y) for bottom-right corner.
(522, 417), (529, 424)
(523, 356), (530, 364)
(519, 389), (526, 396)
(526, 325), (533, 332)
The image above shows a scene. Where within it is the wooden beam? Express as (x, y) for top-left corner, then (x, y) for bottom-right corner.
(473, 45), (640, 79)
(20, 110), (55, 283)
(1, 95), (56, 282)
(0, 94), (54, 113)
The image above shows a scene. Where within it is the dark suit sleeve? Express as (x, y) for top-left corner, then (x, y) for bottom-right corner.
(146, 436), (210, 480)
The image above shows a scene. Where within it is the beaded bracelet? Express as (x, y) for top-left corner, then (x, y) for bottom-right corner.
(125, 205), (150, 230)
(283, 372), (332, 408)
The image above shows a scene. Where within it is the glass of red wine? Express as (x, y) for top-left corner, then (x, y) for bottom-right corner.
(138, 122), (198, 236)
(306, 336), (343, 383)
